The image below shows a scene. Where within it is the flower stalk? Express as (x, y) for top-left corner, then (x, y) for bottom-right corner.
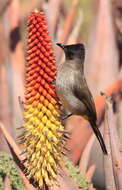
(21, 10), (64, 188)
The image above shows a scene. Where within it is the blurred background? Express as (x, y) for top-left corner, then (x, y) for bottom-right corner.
(0, 0), (122, 189)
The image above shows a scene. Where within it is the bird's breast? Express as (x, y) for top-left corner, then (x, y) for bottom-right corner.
(56, 67), (74, 91)
(56, 66), (74, 101)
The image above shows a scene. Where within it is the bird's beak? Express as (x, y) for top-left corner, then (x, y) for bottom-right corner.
(56, 43), (65, 49)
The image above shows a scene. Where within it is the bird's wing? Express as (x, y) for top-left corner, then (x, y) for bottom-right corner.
(73, 76), (97, 121)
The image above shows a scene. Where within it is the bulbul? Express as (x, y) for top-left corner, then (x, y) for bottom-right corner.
(56, 43), (107, 155)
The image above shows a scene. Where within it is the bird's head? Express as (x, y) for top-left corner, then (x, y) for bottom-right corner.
(56, 43), (85, 61)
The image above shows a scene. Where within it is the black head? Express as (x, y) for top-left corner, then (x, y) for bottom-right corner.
(56, 43), (85, 61)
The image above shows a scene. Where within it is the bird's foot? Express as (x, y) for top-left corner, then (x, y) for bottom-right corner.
(57, 113), (72, 121)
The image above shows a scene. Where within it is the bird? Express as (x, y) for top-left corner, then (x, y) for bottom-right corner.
(55, 43), (108, 155)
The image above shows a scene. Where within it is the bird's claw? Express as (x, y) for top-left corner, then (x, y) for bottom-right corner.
(56, 113), (72, 121)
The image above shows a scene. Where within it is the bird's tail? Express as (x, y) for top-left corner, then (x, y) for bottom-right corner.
(89, 120), (108, 155)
